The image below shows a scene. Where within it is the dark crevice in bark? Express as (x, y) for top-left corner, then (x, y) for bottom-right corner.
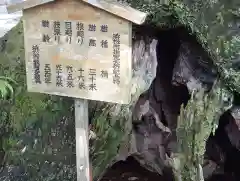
(206, 111), (240, 181)
(130, 26), (192, 180)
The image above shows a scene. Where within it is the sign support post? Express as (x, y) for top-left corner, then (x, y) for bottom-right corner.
(75, 98), (90, 181)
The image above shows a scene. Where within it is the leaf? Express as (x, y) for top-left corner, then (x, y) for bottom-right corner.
(0, 80), (9, 98)
(0, 76), (16, 99)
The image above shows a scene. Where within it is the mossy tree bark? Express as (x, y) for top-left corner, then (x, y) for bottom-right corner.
(0, 0), (239, 180)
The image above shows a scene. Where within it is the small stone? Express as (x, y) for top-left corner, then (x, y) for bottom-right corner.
(128, 176), (138, 181)
(79, 165), (84, 171)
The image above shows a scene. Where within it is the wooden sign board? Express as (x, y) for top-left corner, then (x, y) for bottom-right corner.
(22, 0), (132, 104)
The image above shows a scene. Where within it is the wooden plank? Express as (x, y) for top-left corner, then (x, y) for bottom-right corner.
(7, 0), (54, 13)
(81, 0), (147, 25)
(75, 99), (90, 181)
(7, 0), (147, 25)
(23, 0), (132, 104)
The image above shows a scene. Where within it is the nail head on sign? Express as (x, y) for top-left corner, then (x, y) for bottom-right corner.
(79, 164), (84, 171)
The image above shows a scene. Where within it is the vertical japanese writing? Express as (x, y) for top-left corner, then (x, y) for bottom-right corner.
(44, 64), (52, 84)
(88, 24), (96, 31)
(101, 70), (108, 78)
(76, 22), (84, 45)
(53, 21), (61, 43)
(66, 65), (74, 88)
(112, 33), (120, 85)
(65, 21), (72, 44)
(42, 34), (50, 42)
(89, 38), (96, 47)
(56, 64), (63, 87)
(101, 40), (108, 48)
(42, 20), (50, 43)
(42, 20), (49, 28)
(100, 25), (108, 32)
(78, 68), (85, 90)
(89, 69), (97, 91)
(32, 45), (41, 84)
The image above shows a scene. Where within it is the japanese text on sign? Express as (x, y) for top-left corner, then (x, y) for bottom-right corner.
(25, 17), (131, 104)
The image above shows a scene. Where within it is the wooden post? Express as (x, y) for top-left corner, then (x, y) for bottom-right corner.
(75, 99), (90, 181)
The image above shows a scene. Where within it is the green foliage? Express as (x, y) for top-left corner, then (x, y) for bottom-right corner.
(171, 81), (232, 181)
(129, 0), (179, 28)
(0, 21), (76, 180)
(129, 0), (240, 93)
(169, 0), (240, 92)
(0, 76), (16, 99)
(89, 102), (131, 180)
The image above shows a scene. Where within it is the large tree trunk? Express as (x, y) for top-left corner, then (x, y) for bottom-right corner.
(0, 0), (240, 180)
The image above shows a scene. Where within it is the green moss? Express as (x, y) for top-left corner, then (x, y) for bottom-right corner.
(128, 0), (240, 93)
(129, 0), (180, 28)
(168, 0), (240, 92)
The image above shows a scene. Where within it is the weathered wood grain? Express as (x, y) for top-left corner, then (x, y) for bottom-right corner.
(82, 0), (147, 24)
(7, 0), (147, 25)
(7, 0), (54, 13)
(75, 99), (90, 181)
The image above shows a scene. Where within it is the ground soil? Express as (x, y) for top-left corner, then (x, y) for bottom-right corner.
(100, 157), (234, 181)
(101, 157), (169, 181)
